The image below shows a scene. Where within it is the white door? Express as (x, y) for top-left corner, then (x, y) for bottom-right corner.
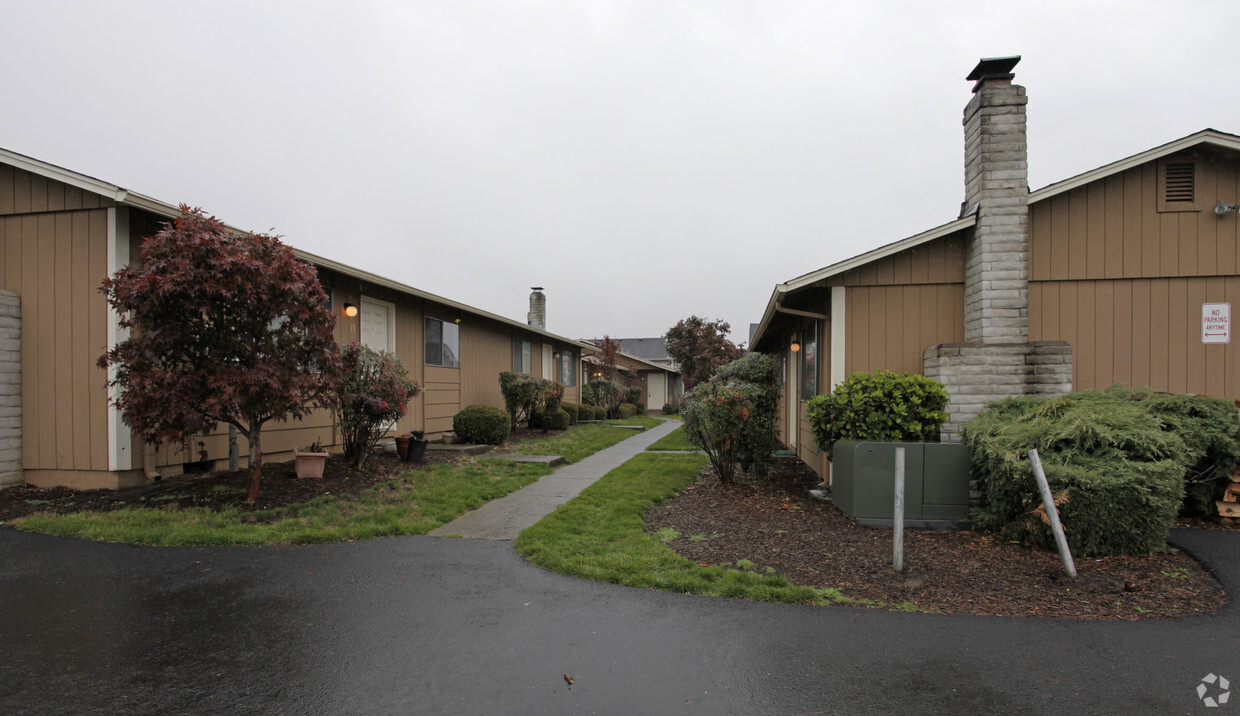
(646, 373), (666, 411)
(542, 344), (554, 380)
(361, 297), (393, 352)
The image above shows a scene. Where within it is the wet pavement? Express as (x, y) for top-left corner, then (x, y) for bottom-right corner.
(2, 526), (1238, 714)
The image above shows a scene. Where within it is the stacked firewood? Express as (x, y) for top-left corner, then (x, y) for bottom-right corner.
(1217, 467), (1240, 519)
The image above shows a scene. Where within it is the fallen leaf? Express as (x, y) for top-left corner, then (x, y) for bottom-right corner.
(564, 673), (575, 685)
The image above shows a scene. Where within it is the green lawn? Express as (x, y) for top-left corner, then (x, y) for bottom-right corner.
(506, 422), (648, 463)
(13, 459), (552, 546)
(646, 426), (694, 452)
(515, 453), (844, 605)
(604, 415), (661, 428)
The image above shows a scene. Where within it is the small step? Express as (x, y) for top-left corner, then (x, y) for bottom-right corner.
(427, 443), (492, 456)
(489, 454), (566, 467)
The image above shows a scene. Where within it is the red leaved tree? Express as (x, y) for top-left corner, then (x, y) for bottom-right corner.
(593, 336), (621, 381)
(99, 207), (342, 501)
(665, 316), (743, 390)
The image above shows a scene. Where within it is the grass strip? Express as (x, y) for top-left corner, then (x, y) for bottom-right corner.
(603, 416), (662, 429)
(646, 426), (694, 452)
(506, 423), (644, 463)
(515, 453), (844, 605)
(13, 459), (551, 546)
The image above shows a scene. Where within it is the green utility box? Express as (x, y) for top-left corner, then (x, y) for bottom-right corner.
(831, 440), (970, 529)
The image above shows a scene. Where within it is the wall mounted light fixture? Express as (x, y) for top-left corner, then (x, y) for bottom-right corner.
(343, 303), (358, 317)
(790, 341), (801, 353)
(1216, 201), (1240, 217)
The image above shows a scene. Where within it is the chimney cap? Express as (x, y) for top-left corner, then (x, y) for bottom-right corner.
(531, 286), (544, 292)
(967, 55), (1021, 93)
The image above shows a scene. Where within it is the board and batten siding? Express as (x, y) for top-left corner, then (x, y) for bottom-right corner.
(0, 161), (122, 487)
(827, 234), (967, 378)
(1029, 153), (1240, 399)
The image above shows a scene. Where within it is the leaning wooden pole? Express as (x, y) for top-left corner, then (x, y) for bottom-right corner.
(893, 447), (905, 572)
(1028, 449), (1076, 578)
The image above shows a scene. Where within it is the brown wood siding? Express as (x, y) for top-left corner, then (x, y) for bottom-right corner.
(1031, 277), (1240, 399)
(844, 284), (965, 376)
(1031, 152), (1240, 282)
(0, 165), (108, 216)
(461, 318), (512, 410)
(834, 234), (966, 287)
(0, 208), (111, 472)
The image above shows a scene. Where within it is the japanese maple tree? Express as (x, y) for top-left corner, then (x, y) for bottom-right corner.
(99, 206), (342, 501)
(665, 316), (743, 390)
(593, 335), (621, 381)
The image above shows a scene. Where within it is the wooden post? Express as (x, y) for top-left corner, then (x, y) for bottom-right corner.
(1028, 449), (1076, 578)
(893, 447), (905, 572)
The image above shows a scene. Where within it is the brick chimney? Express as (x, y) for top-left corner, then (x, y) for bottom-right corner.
(527, 287), (546, 330)
(962, 55), (1029, 344)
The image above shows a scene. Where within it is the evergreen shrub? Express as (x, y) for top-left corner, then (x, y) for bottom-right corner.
(805, 370), (949, 459)
(711, 353), (781, 477)
(963, 387), (1240, 556)
(618, 403), (637, 419)
(499, 371), (564, 429)
(550, 408), (571, 431)
(452, 404), (510, 445)
(562, 402), (579, 424)
(662, 403), (677, 415)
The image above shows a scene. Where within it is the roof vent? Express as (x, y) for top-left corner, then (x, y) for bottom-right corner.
(1164, 162), (1195, 203)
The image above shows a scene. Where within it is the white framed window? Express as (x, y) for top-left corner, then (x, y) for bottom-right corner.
(555, 348), (577, 386)
(361, 296), (396, 352)
(426, 317), (460, 368)
(513, 337), (532, 374)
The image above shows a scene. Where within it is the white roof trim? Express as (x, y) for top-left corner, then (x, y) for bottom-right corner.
(1030, 129), (1240, 203)
(0, 146), (596, 355)
(750, 215), (976, 349)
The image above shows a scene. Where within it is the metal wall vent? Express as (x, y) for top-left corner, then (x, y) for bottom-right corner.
(1164, 162), (1195, 203)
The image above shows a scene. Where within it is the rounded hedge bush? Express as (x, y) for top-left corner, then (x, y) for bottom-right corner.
(806, 370), (949, 459)
(562, 402), (579, 424)
(550, 408), (571, 431)
(662, 403), (677, 415)
(453, 404), (510, 445)
(618, 403), (637, 419)
(592, 405), (607, 420)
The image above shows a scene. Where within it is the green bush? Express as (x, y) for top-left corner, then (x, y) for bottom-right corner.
(626, 386), (642, 405)
(549, 408), (571, 431)
(592, 405), (607, 420)
(806, 370), (949, 459)
(588, 379), (626, 417)
(1142, 392), (1240, 516)
(619, 403), (637, 419)
(633, 402), (646, 416)
(681, 381), (764, 484)
(452, 404), (511, 445)
(662, 403), (677, 415)
(581, 383), (597, 406)
(499, 372), (564, 429)
(712, 353), (781, 478)
(963, 387), (1240, 556)
(334, 343), (420, 469)
(562, 402), (579, 424)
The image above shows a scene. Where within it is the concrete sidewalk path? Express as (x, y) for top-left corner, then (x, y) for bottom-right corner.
(427, 417), (684, 540)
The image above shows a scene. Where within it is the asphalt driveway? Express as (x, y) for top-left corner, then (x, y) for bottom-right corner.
(1, 527), (1237, 714)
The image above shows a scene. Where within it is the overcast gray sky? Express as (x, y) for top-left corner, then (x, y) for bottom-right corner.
(4, 1), (1237, 343)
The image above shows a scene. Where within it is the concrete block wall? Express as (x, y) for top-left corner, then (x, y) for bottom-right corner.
(963, 82), (1030, 345)
(0, 290), (20, 488)
(924, 340), (1072, 442)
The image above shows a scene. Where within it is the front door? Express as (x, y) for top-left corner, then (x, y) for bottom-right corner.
(646, 373), (666, 411)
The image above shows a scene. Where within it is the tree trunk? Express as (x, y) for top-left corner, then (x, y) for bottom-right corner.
(246, 426), (264, 502)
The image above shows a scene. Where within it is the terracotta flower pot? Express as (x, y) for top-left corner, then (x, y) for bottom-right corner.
(294, 450), (328, 479)
(395, 435), (412, 460)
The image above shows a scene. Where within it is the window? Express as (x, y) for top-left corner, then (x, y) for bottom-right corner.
(426, 317), (460, 368)
(513, 337), (532, 374)
(800, 321), (818, 401)
(322, 286), (334, 311)
(555, 349), (577, 386)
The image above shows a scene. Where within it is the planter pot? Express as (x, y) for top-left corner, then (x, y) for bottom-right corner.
(410, 430), (425, 441)
(294, 450), (328, 479)
(406, 438), (429, 464)
(395, 435), (412, 460)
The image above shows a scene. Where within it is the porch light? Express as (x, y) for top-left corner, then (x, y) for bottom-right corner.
(343, 303), (358, 318)
(790, 341), (801, 353)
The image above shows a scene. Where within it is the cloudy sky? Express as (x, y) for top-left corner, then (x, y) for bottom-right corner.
(4, 1), (1237, 344)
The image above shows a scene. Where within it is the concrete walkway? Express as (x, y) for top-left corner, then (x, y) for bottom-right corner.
(427, 418), (685, 539)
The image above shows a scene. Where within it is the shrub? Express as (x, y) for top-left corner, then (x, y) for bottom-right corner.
(618, 403), (637, 419)
(335, 343), (420, 468)
(581, 383), (597, 406)
(592, 406), (607, 420)
(549, 408), (571, 431)
(453, 405), (510, 445)
(805, 370), (949, 459)
(963, 387), (1240, 556)
(1141, 392), (1240, 516)
(499, 372), (564, 429)
(662, 403), (677, 415)
(712, 353), (781, 478)
(633, 402), (646, 416)
(588, 379), (626, 417)
(626, 386), (642, 405)
(562, 403), (579, 424)
(681, 381), (763, 484)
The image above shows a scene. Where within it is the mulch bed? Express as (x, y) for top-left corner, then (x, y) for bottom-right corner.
(644, 456), (1228, 620)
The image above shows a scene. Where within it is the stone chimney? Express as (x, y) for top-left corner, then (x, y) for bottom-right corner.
(924, 56), (1072, 444)
(527, 287), (546, 330)
(962, 55), (1029, 344)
